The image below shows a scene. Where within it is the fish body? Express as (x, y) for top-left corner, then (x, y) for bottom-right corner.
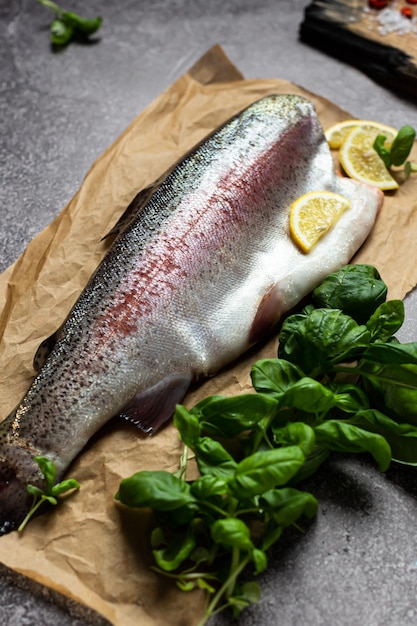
(0, 94), (383, 533)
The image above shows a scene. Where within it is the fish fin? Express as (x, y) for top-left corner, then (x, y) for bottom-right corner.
(33, 327), (62, 372)
(249, 284), (282, 344)
(119, 373), (192, 434)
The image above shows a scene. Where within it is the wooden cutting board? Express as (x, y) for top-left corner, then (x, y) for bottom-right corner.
(300, 0), (417, 99)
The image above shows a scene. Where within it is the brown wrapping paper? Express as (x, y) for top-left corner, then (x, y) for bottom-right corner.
(0, 45), (417, 626)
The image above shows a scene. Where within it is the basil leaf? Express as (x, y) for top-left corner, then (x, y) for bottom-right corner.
(329, 382), (370, 413)
(195, 394), (278, 438)
(373, 134), (392, 168)
(361, 342), (417, 366)
(279, 308), (370, 377)
(61, 12), (102, 36)
(312, 264), (387, 324)
(260, 487), (318, 528)
(314, 420), (391, 471)
(153, 527), (196, 572)
(194, 437), (238, 480)
(51, 478), (80, 497)
(190, 475), (229, 500)
(26, 485), (43, 498)
(50, 18), (74, 45)
(252, 550), (267, 575)
(34, 456), (56, 492)
(251, 358), (304, 395)
(279, 378), (337, 415)
(211, 518), (254, 552)
(347, 409), (417, 465)
(173, 405), (201, 447)
(230, 446), (305, 498)
(115, 471), (196, 511)
(366, 300), (404, 342)
(273, 422), (316, 456)
(390, 125), (416, 167)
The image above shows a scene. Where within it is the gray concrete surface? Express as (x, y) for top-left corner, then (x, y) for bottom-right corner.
(1, 0), (417, 624)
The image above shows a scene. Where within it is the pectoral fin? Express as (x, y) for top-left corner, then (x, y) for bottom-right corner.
(119, 373), (193, 434)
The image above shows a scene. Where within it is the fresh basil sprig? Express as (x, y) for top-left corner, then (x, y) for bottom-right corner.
(116, 264), (417, 624)
(374, 125), (417, 178)
(38, 0), (102, 46)
(18, 456), (80, 532)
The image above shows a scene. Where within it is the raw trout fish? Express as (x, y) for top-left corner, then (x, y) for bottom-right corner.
(0, 94), (383, 533)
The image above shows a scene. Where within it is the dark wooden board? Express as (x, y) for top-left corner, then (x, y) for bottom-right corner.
(300, 0), (417, 99)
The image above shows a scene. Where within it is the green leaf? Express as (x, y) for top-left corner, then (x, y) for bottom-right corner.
(34, 456), (56, 493)
(314, 420), (391, 471)
(347, 409), (417, 465)
(390, 125), (416, 167)
(26, 484), (44, 498)
(240, 581), (261, 604)
(173, 405), (201, 447)
(373, 135), (392, 168)
(190, 475), (229, 500)
(251, 550), (267, 575)
(230, 446), (305, 498)
(366, 300), (404, 342)
(329, 382), (370, 413)
(279, 377), (337, 415)
(272, 422), (316, 457)
(211, 517), (254, 552)
(153, 527), (196, 572)
(61, 12), (102, 36)
(51, 478), (80, 497)
(361, 342), (417, 366)
(115, 471), (196, 511)
(194, 437), (238, 480)
(251, 358), (304, 395)
(278, 308), (370, 377)
(260, 487), (318, 527)
(50, 18), (74, 45)
(312, 264), (387, 325)
(194, 393), (278, 438)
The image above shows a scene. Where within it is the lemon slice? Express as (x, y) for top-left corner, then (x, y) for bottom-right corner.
(339, 125), (399, 190)
(325, 119), (397, 149)
(290, 191), (351, 253)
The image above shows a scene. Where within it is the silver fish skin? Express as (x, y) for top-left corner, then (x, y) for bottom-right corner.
(0, 94), (383, 533)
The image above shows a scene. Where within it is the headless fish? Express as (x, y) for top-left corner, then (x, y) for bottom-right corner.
(0, 94), (383, 533)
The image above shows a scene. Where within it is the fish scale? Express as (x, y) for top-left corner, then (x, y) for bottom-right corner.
(0, 94), (383, 533)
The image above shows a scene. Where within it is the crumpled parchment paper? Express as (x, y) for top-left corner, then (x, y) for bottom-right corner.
(0, 45), (416, 626)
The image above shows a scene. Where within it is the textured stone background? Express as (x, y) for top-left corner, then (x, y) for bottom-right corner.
(1, 1), (417, 624)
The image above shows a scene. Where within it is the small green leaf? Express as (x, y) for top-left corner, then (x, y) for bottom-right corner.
(153, 528), (196, 572)
(50, 18), (74, 45)
(230, 446), (305, 498)
(390, 125), (416, 167)
(252, 549), (267, 575)
(174, 405), (201, 447)
(61, 12), (102, 36)
(314, 420), (391, 471)
(116, 471), (196, 511)
(260, 487), (318, 528)
(273, 422), (316, 457)
(196, 393), (278, 438)
(366, 300), (405, 342)
(190, 475), (228, 500)
(51, 478), (80, 496)
(312, 264), (387, 325)
(251, 358), (304, 395)
(211, 518), (254, 552)
(194, 437), (238, 480)
(373, 135), (392, 168)
(34, 456), (56, 493)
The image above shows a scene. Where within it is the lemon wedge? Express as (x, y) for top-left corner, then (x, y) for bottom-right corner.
(339, 125), (399, 190)
(290, 191), (351, 253)
(325, 119), (397, 150)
